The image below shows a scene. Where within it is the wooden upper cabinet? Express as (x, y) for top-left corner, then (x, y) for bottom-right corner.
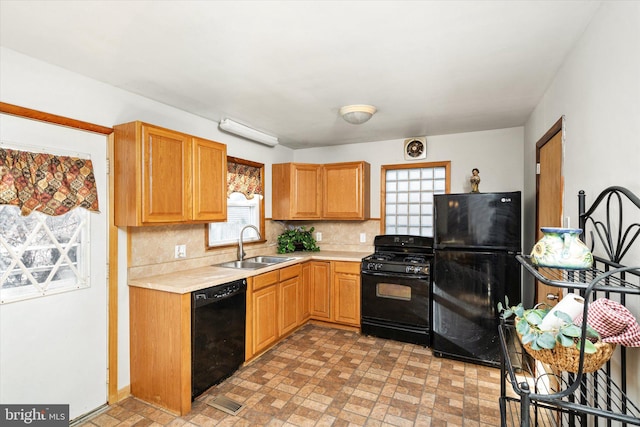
(272, 161), (370, 220)
(113, 121), (227, 226)
(192, 137), (227, 222)
(141, 123), (191, 224)
(323, 161), (370, 220)
(272, 163), (322, 220)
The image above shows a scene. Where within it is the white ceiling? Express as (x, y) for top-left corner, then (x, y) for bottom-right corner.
(0, 1), (601, 149)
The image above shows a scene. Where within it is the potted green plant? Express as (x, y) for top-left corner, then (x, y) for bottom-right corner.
(277, 226), (320, 254)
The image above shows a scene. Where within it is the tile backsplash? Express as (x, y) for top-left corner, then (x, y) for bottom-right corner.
(127, 219), (379, 279)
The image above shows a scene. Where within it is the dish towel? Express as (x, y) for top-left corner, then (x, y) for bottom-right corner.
(577, 298), (640, 347)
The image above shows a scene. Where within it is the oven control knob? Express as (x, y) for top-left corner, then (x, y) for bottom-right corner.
(406, 266), (423, 274)
(367, 262), (382, 270)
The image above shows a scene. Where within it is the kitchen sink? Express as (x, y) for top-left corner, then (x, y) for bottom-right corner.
(214, 256), (294, 270)
(215, 260), (272, 270)
(244, 256), (294, 264)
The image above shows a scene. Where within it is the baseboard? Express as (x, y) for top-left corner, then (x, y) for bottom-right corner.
(116, 385), (131, 402)
(308, 319), (360, 332)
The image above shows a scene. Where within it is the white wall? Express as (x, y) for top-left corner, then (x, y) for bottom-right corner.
(0, 47), (295, 219)
(294, 127), (524, 218)
(524, 1), (639, 259)
(524, 1), (640, 400)
(0, 47), (296, 393)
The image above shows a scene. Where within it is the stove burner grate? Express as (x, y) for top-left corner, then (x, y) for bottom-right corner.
(370, 253), (394, 262)
(404, 256), (427, 264)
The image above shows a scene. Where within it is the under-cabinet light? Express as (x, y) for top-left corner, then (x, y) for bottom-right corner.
(219, 118), (279, 147)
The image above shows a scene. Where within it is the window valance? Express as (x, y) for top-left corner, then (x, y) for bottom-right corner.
(0, 148), (100, 216)
(227, 161), (263, 199)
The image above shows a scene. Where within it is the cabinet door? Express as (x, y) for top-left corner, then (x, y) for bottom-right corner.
(129, 287), (191, 415)
(279, 276), (299, 336)
(192, 137), (227, 222)
(141, 124), (191, 223)
(323, 162), (370, 220)
(272, 163), (322, 220)
(299, 262), (311, 323)
(309, 261), (331, 319)
(292, 164), (322, 219)
(332, 262), (361, 326)
(252, 284), (279, 355)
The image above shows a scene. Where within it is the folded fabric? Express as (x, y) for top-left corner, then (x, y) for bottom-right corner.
(576, 298), (640, 347)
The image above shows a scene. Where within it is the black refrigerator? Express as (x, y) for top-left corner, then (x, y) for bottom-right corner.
(432, 191), (522, 366)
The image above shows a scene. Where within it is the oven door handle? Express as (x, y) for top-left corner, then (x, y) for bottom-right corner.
(361, 270), (430, 280)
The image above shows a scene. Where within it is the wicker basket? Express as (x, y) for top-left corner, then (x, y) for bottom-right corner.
(515, 324), (616, 373)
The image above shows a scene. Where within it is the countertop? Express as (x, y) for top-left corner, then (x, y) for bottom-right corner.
(128, 251), (371, 294)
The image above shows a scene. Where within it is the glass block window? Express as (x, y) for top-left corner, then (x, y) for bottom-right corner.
(383, 162), (449, 237)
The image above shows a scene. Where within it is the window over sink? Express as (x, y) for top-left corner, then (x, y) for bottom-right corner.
(206, 157), (265, 249)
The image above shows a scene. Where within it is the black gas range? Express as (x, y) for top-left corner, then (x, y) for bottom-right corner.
(361, 235), (434, 346)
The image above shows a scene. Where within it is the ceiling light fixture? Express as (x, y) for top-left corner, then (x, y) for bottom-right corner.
(339, 104), (377, 125)
(219, 118), (279, 147)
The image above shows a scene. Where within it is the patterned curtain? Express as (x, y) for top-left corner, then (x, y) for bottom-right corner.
(227, 161), (263, 199)
(0, 148), (100, 216)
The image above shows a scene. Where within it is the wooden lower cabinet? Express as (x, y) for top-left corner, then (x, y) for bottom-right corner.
(280, 278), (298, 335)
(129, 287), (191, 415)
(248, 261), (359, 360)
(129, 259), (360, 415)
(332, 262), (361, 326)
(248, 264), (304, 360)
(252, 283), (279, 355)
(308, 261), (331, 320)
(307, 260), (360, 327)
(250, 270), (279, 357)
(300, 263), (312, 322)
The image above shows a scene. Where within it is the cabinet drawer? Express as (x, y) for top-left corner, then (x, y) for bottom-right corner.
(333, 261), (360, 274)
(279, 264), (302, 281)
(253, 270), (279, 290)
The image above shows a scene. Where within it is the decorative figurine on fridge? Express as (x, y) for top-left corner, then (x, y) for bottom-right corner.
(470, 168), (481, 193)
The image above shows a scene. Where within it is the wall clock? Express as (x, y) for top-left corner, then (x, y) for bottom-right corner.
(404, 137), (426, 160)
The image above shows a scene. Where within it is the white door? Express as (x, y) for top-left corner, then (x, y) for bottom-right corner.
(0, 114), (108, 420)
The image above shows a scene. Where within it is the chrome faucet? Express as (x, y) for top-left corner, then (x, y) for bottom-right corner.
(238, 225), (261, 261)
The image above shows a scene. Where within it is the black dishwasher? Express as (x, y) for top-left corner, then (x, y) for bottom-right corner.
(191, 278), (246, 399)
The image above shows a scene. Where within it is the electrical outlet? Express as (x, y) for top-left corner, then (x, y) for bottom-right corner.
(175, 244), (186, 258)
(360, 233), (366, 243)
(316, 232), (322, 242)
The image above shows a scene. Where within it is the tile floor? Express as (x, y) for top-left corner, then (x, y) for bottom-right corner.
(81, 324), (502, 426)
